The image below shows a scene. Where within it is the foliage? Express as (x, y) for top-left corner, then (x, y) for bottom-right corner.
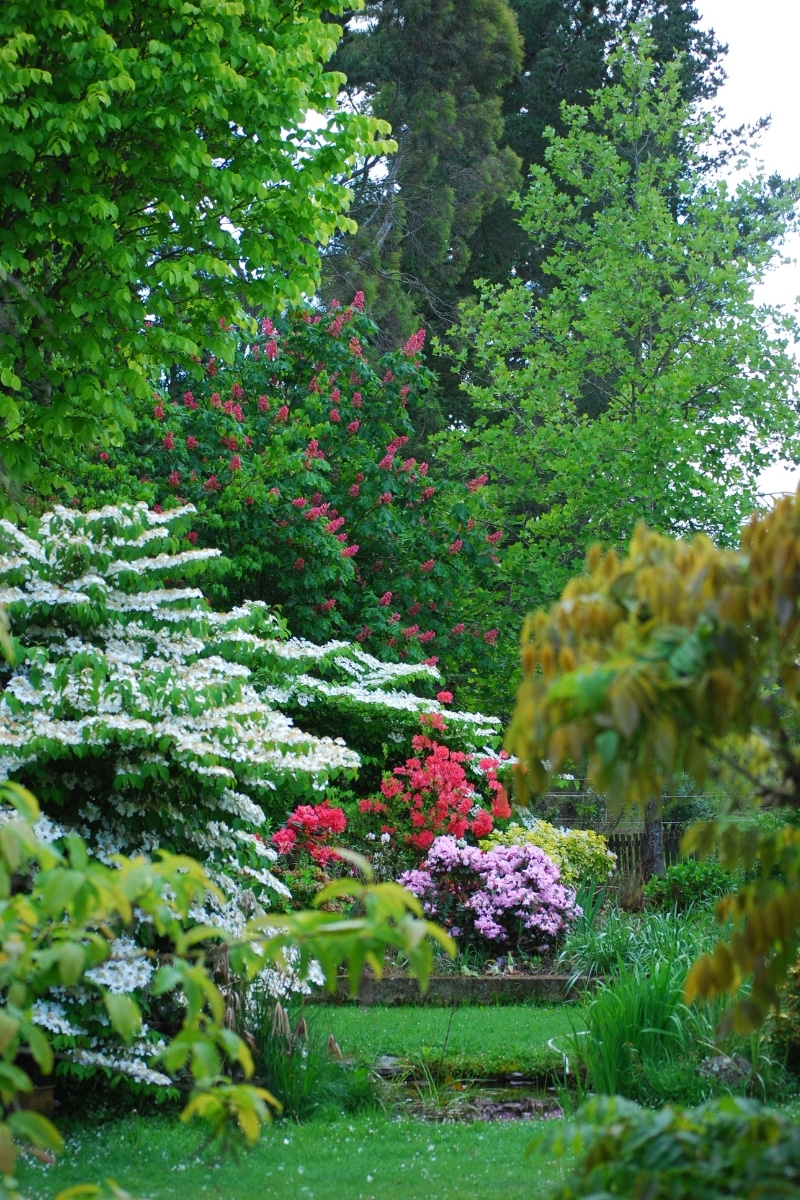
(643, 859), (735, 913)
(442, 34), (800, 621)
(481, 819), (615, 889)
(242, 999), (377, 1122)
(769, 962), (800, 1078)
(466, 0), (726, 295)
(535, 1094), (800, 1200)
(324, 0), (524, 347)
(0, 0), (392, 493)
(507, 483), (800, 1029)
(0, 500), (481, 1090)
(72, 299), (508, 708)
(399, 834), (578, 954)
(0, 779), (458, 1190)
(0, 780), (276, 1180)
(571, 954), (730, 1105)
(559, 907), (717, 987)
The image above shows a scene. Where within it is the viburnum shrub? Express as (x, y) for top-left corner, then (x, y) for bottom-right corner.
(73, 296), (506, 702)
(399, 836), (579, 955)
(0, 502), (493, 1088)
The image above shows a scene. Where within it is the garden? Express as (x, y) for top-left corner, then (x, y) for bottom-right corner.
(3, 2), (800, 1198)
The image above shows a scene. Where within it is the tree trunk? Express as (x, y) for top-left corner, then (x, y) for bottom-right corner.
(643, 796), (665, 881)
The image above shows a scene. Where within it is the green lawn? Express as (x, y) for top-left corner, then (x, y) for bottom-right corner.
(315, 1003), (581, 1077)
(18, 1111), (569, 1200)
(17, 1005), (580, 1199)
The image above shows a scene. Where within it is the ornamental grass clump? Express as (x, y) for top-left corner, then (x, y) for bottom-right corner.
(400, 835), (579, 955)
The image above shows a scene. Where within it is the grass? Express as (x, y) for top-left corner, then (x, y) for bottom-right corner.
(17, 1110), (571, 1200)
(316, 1003), (579, 1076)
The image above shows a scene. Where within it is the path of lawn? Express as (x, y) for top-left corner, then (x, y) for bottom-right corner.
(19, 1111), (569, 1200)
(317, 1002), (581, 1076)
(19, 1006), (579, 1199)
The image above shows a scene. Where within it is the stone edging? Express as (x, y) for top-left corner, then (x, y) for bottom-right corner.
(311, 974), (586, 1006)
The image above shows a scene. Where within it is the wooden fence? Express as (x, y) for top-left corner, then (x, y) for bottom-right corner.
(606, 823), (685, 882)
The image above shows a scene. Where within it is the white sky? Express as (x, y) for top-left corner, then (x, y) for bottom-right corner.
(696, 0), (800, 496)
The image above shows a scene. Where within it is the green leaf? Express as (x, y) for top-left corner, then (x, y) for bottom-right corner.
(103, 993), (142, 1043)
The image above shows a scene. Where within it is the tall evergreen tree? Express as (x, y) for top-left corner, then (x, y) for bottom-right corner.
(466, 0), (726, 291)
(321, 0), (524, 359)
(323, 0), (725, 357)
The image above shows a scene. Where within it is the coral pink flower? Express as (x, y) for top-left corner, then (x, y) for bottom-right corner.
(162, 432), (174, 451)
(403, 329), (426, 356)
(186, 435), (199, 450)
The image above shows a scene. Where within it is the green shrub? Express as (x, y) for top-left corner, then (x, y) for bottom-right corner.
(480, 819), (616, 888)
(643, 859), (734, 912)
(535, 1095), (800, 1199)
(770, 961), (800, 1077)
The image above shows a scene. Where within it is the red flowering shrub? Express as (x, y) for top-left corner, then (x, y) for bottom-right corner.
(74, 297), (508, 709)
(269, 801), (349, 906)
(346, 731), (512, 868)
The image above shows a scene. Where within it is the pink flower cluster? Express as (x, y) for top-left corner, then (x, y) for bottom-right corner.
(399, 837), (579, 953)
(272, 801), (348, 867)
(369, 732), (510, 853)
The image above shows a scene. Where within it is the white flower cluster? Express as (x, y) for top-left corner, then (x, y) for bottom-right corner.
(85, 936), (155, 993)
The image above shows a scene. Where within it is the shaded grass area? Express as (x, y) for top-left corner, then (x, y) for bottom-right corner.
(316, 1003), (579, 1076)
(18, 1111), (569, 1200)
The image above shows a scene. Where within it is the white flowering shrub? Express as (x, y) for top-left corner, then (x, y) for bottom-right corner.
(0, 503), (480, 1092)
(0, 779), (450, 1178)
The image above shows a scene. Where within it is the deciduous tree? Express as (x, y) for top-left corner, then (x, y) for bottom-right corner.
(0, 0), (390, 494)
(441, 36), (800, 628)
(507, 487), (800, 1030)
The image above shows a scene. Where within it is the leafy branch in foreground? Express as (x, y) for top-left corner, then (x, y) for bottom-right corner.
(507, 487), (800, 1029)
(0, 781), (452, 1187)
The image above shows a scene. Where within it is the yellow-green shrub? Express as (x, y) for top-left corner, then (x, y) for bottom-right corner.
(481, 820), (616, 888)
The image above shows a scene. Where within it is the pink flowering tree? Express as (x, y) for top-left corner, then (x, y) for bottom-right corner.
(399, 836), (580, 957)
(70, 297), (508, 711)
